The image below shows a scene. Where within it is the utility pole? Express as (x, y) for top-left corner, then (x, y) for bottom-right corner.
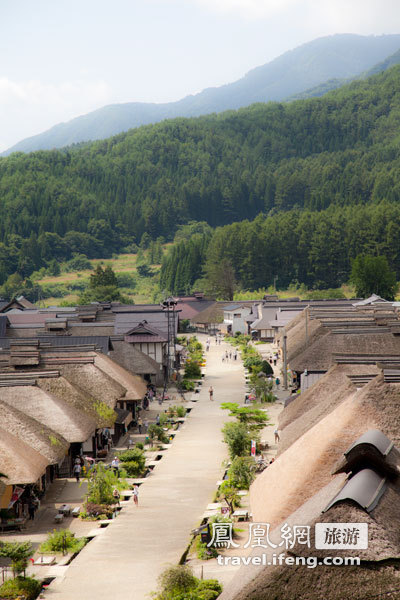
(305, 305), (309, 346)
(283, 333), (288, 390)
(161, 296), (177, 398)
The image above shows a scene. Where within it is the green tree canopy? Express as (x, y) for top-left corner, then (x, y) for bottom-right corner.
(350, 254), (398, 300)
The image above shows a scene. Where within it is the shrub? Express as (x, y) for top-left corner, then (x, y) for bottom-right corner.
(148, 424), (169, 443)
(0, 576), (41, 600)
(196, 540), (218, 560)
(159, 413), (169, 426)
(118, 448), (144, 463)
(64, 253), (93, 272)
(227, 456), (256, 489)
(222, 422), (252, 459)
(176, 405), (187, 418)
(0, 541), (33, 577)
(158, 565), (198, 594)
(116, 273), (136, 288)
(39, 529), (87, 555)
(85, 462), (119, 505)
(119, 460), (146, 477)
(41, 283), (69, 298)
(261, 360), (273, 375)
(184, 360), (201, 379)
(135, 442), (144, 450)
(153, 565), (222, 600)
(82, 503), (113, 519)
(181, 379), (195, 391)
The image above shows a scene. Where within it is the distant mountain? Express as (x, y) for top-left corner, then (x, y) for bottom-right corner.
(288, 47), (400, 101)
(4, 33), (400, 155)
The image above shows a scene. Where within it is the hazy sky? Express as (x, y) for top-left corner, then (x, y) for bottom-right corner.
(1, 0), (399, 151)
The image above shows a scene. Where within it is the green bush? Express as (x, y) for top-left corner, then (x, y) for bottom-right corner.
(222, 422), (252, 459)
(176, 405), (187, 418)
(116, 273), (136, 288)
(184, 360), (202, 379)
(39, 529), (87, 555)
(0, 576), (41, 600)
(158, 564), (198, 594)
(243, 355), (263, 370)
(135, 442), (144, 450)
(118, 448), (146, 476)
(81, 503), (113, 520)
(261, 360), (273, 375)
(120, 460), (146, 476)
(41, 283), (69, 298)
(64, 253), (93, 272)
(227, 456), (256, 489)
(196, 539), (218, 560)
(159, 413), (169, 426)
(148, 424), (169, 443)
(181, 379), (195, 391)
(152, 565), (222, 600)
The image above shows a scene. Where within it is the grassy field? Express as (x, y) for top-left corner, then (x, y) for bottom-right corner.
(38, 253), (162, 306)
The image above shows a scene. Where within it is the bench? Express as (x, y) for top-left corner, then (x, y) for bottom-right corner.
(58, 504), (71, 516)
(232, 509), (249, 522)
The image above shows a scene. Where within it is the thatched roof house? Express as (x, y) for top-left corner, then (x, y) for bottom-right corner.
(94, 353), (147, 400)
(0, 400), (68, 466)
(0, 429), (50, 485)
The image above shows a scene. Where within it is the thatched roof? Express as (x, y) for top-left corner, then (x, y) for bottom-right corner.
(110, 340), (158, 375)
(229, 477), (400, 600)
(224, 445), (400, 600)
(278, 364), (379, 451)
(60, 362), (126, 408)
(191, 302), (230, 325)
(281, 310), (326, 363)
(0, 399), (68, 465)
(250, 390), (379, 529)
(94, 353), (147, 400)
(37, 375), (101, 431)
(0, 380), (97, 444)
(289, 329), (400, 372)
(0, 428), (49, 485)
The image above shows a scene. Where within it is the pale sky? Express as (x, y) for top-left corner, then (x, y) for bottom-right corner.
(1, 0), (399, 151)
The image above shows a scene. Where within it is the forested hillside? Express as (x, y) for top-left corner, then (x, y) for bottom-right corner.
(1, 66), (400, 288)
(160, 203), (400, 294)
(5, 33), (400, 155)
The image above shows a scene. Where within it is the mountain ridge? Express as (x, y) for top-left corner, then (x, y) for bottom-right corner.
(4, 33), (400, 155)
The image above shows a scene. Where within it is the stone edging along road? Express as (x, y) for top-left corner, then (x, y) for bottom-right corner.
(48, 334), (246, 600)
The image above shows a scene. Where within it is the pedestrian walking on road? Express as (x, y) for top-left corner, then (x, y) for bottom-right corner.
(234, 350), (237, 360)
(275, 377), (280, 389)
(209, 386), (214, 400)
(28, 498), (36, 520)
(274, 429), (280, 444)
(133, 484), (139, 506)
(73, 461), (82, 482)
(156, 413), (160, 425)
(144, 419), (149, 433)
(138, 417), (143, 434)
(225, 350), (228, 360)
(111, 456), (120, 477)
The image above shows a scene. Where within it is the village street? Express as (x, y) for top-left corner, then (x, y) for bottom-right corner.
(1, 334), (284, 600)
(42, 334), (246, 599)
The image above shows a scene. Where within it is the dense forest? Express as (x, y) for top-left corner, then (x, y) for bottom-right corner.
(1, 66), (400, 288)
(160, 202), (400, 294)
